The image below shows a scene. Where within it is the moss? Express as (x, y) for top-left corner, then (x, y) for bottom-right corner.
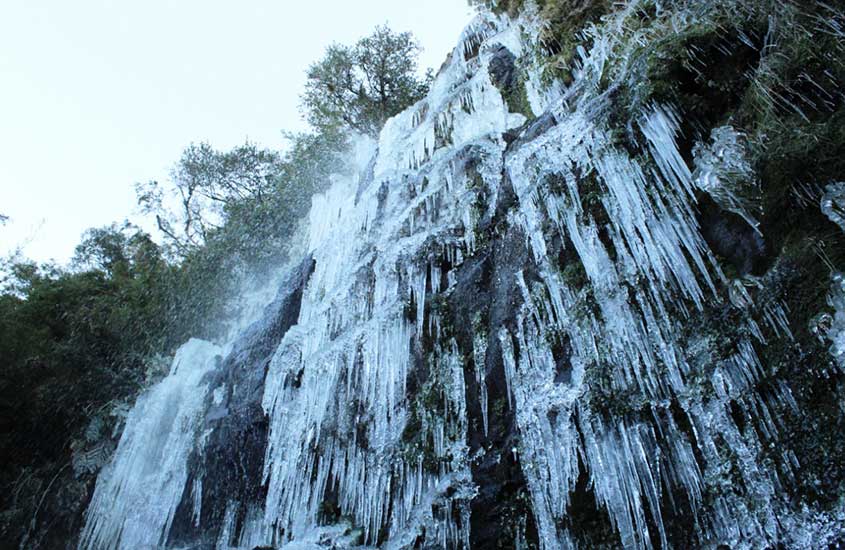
(317, 499), (342, 524)
(492, 489), (538, 549)
(502, 73), (534, 118)
(561, 260), (588, 290)
(620, 21), (762, 135)
(400, 401), (442, 473)
(570, 284), (601, 323)
(400, 346), (467, 474)
(491, 396), (509, 419)
(471, 0), (526, 18)
(531, 0), (616, 88)
(434, 117), (454, 150)
(428, 292), (456, 339)
(583, 358), (649, 420)
(750, 111), (845, 265)
(403, 295), (416, 323)
(537, 0), (613, 47)
(490, 0), (845, 530)
(576, 170), (608, 226)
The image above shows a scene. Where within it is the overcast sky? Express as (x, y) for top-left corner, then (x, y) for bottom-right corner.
(0, 1), (474, 264)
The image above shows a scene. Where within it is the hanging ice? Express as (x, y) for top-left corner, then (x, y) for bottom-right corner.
(76, 3), (845, 549)
(693, 125), (763, 233)
(822, 181), (845, 233)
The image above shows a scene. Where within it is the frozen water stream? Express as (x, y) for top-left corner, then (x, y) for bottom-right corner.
(79, 3), (845, 549)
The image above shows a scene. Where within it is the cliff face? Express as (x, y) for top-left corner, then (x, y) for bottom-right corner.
(72, 2), (845, 549)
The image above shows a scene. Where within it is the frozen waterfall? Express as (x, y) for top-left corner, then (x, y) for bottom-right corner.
(78, 3), (845, 549)
(79, 339), (222, 550)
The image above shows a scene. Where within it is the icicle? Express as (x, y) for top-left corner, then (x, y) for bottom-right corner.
(692, 126), (762, 234)
(827, 272), (845, 370)
(216, 501), (239, 550)
(191, 478), (203, 528)
(473, 329), (489, 437)
(79, 5), (842, 548)
(822, 182), (845, 232)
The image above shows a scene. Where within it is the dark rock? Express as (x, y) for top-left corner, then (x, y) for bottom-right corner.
(697, 194), (769, 276)
(505, 111), (557, 153)
(488, 46), (517, 92)
(448, 166), (539, 548)
(168, 256), (316, 547)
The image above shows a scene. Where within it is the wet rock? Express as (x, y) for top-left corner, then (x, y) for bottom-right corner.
(505, 111), (557, 153)
(487, 46), (517, 91)
(448, 164), (539, 548)
(168, 256), (315, 546)
(697, 194), (769, 275)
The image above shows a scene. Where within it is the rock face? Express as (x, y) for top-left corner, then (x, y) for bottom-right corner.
(77, 2), (845, 549)
(169, 256), (316, 548)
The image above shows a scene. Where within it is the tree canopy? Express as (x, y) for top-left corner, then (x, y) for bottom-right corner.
(302, 25), (431, 136)
(135, 142), (285, 257)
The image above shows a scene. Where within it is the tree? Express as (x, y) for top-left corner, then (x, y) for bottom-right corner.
(0, 224), (174, 465)
(74, 223), (166, 280)
(302, 25), (431, 136)
(136, 142), (285, 257)
(0, 24), (436, 546)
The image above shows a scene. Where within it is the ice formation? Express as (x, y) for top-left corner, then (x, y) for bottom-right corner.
(822, 183), (845, 371)
(79, 339), (223, 549)
(822, 181), (845, 233)
(78, 3), (845, 549)
(693, 126), (762, 233)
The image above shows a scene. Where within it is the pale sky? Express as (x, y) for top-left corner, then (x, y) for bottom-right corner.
(0, 1), (474, 264)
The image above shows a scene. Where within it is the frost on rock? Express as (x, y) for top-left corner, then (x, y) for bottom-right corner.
(693, 126), (763, 233)
(258, 12), (517, 547)
(822, 181), (845, 233)
(825, 273), (845, 370)
(821, 183), (845, 371)
(79, 339), (222, 550)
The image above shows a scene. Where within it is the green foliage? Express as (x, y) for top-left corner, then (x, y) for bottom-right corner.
(131, 128), (349, 337)
(468, 0), (525, 17)
(302, 25), (430, 136)
(538, 0), (614, 86)
(0, 225), (175, 471)
(0, 23), (421, 521)
(136, 141), (287, 257)
(501, 74), (533, 118)
(0, 121), (345, 548)
(469, 0), (610, 24)
(0, 21), (430, 545)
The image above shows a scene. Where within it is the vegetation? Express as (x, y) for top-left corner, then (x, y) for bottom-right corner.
(0, 23), (429, 545)
(500, 74), (533, 118)
(6, 0), (844, 545)
(137, 142), (287, 255)
(302, 25), (431, 137)
(0, 229), (176, 543)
